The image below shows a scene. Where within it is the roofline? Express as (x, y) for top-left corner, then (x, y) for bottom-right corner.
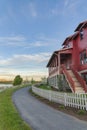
(46, 47), (72, 67)
(62, 32), (79, 46)
(46, 51), (58, 67)
(74, 20), (87, 32)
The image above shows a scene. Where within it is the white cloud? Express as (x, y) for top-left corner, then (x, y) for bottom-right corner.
(38, 35), (58, 43)
(0, 52), (51, 66)
(33, 41), (45, 47)
(29, 2), (37, 17)
(0, 67), (48, 81)
(21, 2), (37, 18)
(30, 41), (50, 47)
(0, 36), (27, 46)
(24, 41), (49, 48)
(0, 35), (59, 50)
(0, 36), (26, 42)
(0, 53), (50, 78)
(51, 0), (81, 16)
(23, 35), (60, 49)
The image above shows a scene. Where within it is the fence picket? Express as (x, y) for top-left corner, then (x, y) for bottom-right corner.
(32, 86), (87, 111)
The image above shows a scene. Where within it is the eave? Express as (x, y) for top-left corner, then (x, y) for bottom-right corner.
(62, 32), (79, 46)
(74, 20), (87, 32)
(46, 51), (58, 67)
(46, 47), (73, 67)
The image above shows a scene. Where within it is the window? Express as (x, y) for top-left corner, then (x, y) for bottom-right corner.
(80, 53), (83, 65)
(80, 50), (87, 65)
(83, 51), (87, 64)
(65, 42), (73, 48)
(80, 29), (84, 40)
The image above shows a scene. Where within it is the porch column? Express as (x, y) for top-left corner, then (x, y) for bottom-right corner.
(56, 57), (57, 68)
(58, 52), (60, 74)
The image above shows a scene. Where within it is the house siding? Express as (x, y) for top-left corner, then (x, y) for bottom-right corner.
(47, 20), (87, 92)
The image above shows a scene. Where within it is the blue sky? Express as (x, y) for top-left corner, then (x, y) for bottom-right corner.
(0, 0), (87, 78)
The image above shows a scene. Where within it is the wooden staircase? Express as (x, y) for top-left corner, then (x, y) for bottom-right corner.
(62, 65), (87, 93)
(67, 70), (85, 93)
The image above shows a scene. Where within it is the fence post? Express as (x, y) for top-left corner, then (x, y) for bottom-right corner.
(64, 93), (67, 106)
(86, 102), (87, 111)
(32, 85), (33, 92)
(84, 94), (87, 111)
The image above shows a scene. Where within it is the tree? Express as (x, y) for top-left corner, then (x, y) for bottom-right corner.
(41, 77), (47, 84)
(13, 75), (23, 86)
(31, 78), (35, 84)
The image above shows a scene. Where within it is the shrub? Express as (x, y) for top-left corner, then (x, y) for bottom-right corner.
(57, 75), (63, 91)
(77, 110), (86, 115)
(59, 105), (65, 109)
(13, 75), (23, 86)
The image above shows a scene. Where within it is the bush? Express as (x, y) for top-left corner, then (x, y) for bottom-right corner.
(13, 75), (23, 86)
(77, 110), (86, 115)
(59, 105), (65, 109)
(31, 78), (36, 85)
(58, 75), (63, 91)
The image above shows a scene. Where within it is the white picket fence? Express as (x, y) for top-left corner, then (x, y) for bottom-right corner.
(32, 86), (87, 111)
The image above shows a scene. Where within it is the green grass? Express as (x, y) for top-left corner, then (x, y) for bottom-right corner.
(37, 84), (52, 90)
(0, 85), (32, 130)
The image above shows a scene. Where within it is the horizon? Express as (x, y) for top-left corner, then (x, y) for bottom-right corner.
(0, 0), (87, 80)
(0, 74), (48, 82)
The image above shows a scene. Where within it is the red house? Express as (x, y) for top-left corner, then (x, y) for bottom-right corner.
(47, 20), (87, 93)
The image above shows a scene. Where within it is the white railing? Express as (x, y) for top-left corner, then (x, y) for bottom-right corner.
(0, 85), (13, 93)
(0, 88), (6, 92)
(32, 86), (87, 111)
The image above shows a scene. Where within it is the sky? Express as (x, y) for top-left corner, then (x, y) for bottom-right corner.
(0, 0), (87, 80)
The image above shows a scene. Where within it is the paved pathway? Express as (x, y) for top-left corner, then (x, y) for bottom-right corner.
(12, 87), (87, 130)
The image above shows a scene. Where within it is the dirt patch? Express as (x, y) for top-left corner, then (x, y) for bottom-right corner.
(30, 89), (87, 121)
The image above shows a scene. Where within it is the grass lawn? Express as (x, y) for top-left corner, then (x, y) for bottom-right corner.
(0, 85), (32, 130)
(36, 84), (52, 90)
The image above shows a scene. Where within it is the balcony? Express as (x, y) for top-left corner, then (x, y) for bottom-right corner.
(49, 67), (58, 76)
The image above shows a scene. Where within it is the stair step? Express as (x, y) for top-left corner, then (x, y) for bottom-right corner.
(75, 88), (83, 90)
(75, 90), (85, 92)
(68, 73), (75, 77)
(75, 86), (83, 89)
(64, 69), (85, 93)
(72, 78), (78, 82)
(75, 83), (81, 86)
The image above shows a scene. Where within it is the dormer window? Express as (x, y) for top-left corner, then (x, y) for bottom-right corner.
(80, 29), (84, 40)
(65, 42), (72, 48)
(67, 43), (70, 48)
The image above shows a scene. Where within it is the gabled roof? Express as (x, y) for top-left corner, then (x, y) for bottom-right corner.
(74, 20), (87, 32)
(62, 32), (79, 46)
(46, 50), (58, 67)
(46, 47), (73, 67)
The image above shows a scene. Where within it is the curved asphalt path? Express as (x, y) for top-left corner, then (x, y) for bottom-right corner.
(12, 87), (87, 130)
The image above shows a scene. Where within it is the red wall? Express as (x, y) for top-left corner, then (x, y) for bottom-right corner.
(72, 27), (87, 72)
(78, 28), (87, 51)
(72, 39), (79, 70)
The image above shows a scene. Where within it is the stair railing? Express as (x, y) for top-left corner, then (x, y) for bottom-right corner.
(71, 65), (87, 92)
(62, 64), (75, 92)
